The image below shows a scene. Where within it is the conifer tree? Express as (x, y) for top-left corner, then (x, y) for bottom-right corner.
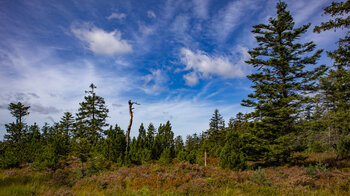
(103, 124), (126, 163)
(314, 0), (350, 153)
(174, 135), (184, 156)
(242, 1), (326, 163)
(8, 102), (30, 125)
(136, 123), (147, 149)
(75, 84), (109, 144)
(5, 102), (30, 143)
(146, 123), (155, 149)
(205, 109), (226, 156)
(58, 112), (74, 139)
(152, 121), (174, 159)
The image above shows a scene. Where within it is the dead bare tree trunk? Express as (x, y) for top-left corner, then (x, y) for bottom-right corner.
(126, 100), (140, 152)
(204, 151), (207, 167)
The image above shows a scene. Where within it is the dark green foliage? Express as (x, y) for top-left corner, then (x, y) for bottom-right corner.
(174, 135), (184, 156)
(136, 123), (147, 149)
(177, 150), (188, 162)
(176, 150), (197, 164)
(0, 144), (20, 168)
(129, 124), (154, 165)
(5, 102), (30, 143)
(205, 109), (226, 156)
(152, 121), (174, 159)
(75, 83), (109, 144)
(73, 138), (92, 176)
(8, 102), (30, 125)
(58, 112), (74, 140)
(313, 0), (350, 154)
(220, 131), (246, 170)
(146, 123), (155, 149)
(241, 1), (325, 163)
(158, 148), (172, 165)
(337, 135), (350, 158)
(185, 134), (200, 152)
(314, 0), (349, 69)
(103, 124), (126, 163)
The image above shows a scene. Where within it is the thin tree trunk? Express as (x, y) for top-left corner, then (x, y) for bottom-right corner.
(204, 151), (207, 167)
(126, 100), (139, 152)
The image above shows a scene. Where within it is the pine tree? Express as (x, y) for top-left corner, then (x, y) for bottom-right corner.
(75, 84), (109, 144)
(242, 1), (326, 163)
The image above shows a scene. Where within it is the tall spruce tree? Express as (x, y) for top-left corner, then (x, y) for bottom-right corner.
(314, 0), (350, 152)
(242, 1), (326, 163)
(75, 84), (109, 144)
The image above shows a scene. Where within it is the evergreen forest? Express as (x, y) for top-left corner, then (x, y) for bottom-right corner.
(0, 1), (349, 195)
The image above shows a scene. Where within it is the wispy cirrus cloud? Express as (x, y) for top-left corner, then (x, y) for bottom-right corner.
(210, 0), (258, 42)
(72, 24), (132, 56)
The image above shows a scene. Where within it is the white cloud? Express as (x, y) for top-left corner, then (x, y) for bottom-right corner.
(142, 69), (168, 94)
(72, 24), (132, 56)
(180, 47), (250, 86)
(107, 12), (126, 20)
(0, 42), (133, 139)
(147, 10), (156, 18)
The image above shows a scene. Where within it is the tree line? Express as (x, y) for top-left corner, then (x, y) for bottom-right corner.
(0, 1), (349, 172)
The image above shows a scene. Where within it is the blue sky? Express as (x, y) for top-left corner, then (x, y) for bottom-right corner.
(0, 0), (346, 139)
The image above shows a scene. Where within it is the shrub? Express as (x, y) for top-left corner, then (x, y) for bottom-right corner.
(158, 148), (172, 166)
(307, 141), (325, 153)
(219, 131), (246, 170)
(177, 150), (188, 162)
(305, 161), (329, 178)
(337, 135), (350, 158)
(0, 147), (20, 169)
(249, 167), (271, 186)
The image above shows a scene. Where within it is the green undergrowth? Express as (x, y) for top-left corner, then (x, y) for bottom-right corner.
(0, 153), (349, 196)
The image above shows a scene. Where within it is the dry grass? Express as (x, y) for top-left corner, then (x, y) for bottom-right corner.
(1, 153), (350, 195)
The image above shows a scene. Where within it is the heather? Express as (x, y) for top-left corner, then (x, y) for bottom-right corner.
(1, 153), (350, 195)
